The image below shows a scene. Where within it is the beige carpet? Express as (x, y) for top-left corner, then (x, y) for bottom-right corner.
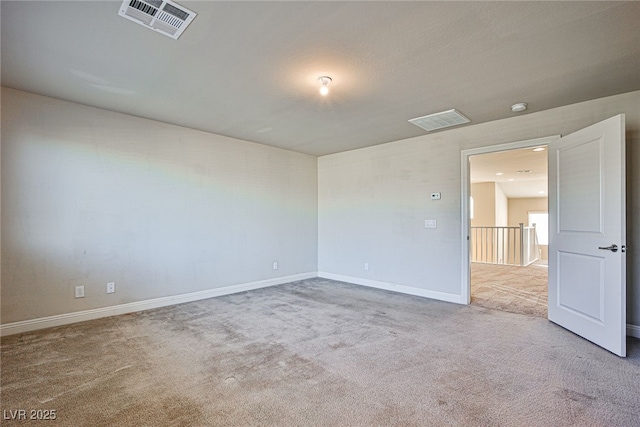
(471, 262), (548, 318)
(2, 278), (639, 426)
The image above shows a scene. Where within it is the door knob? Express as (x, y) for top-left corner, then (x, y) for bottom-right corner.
(598, 244), (618, 252)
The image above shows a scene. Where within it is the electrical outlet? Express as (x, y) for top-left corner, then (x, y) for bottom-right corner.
(273, 261), (278, 270)
(75, 286), (85, 298)
(107, 282), (115, 294)
(364, 263), (369, 271)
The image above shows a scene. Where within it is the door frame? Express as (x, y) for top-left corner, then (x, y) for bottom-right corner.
(460, 135), (560, 304)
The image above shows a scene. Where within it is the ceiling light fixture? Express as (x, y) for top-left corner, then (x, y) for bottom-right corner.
(532, 147), (546, 152)
(318, 76), (332, 96)
(496, 172), (504, 176)
(511, 102), (527, 113)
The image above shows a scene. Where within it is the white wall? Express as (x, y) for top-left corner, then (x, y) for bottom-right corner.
(465, 182), (508, 228)
(470, 182), (496, 227)
(319, 91), (640, 326)
(1, 88), (318, 324)
(494, 183), (508, 227)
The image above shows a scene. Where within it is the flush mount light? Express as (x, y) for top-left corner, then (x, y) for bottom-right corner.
(517, 169), (534, 174)
(532, 147), (546, 152)
(511, 102), (528, 113)
(318, 76), (332, 96)
(496, 172), (504, 176)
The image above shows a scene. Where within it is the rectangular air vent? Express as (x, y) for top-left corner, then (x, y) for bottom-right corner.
(409, 109), (471, 132)
(118, 0), (196, 40)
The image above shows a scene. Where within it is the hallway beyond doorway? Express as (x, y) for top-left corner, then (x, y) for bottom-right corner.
(471, 262), (547, 318)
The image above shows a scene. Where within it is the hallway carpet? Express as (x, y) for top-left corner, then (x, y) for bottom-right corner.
(2, 278), (639, 426)
(471, 262), (548, 318)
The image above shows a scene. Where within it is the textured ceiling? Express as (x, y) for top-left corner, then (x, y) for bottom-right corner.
(470, 146), (548, 199)
(2, 1), (639, 156)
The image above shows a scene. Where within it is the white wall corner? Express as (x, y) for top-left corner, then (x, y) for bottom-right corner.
(0, 272), (318, 337)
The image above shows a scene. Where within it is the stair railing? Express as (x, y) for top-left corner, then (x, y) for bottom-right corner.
(470, 223), (539, 266)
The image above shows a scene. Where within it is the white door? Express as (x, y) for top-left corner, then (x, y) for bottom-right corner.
(548, 115), (626, 357)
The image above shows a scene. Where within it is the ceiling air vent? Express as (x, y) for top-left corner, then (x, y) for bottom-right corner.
(409, 109), (471, 132)
(118, 0), (196, 40)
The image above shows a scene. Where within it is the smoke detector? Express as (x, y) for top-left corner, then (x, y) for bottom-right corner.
(409, 109), (471, 132)
(118, 0), (197, 40)
(511, 102), (527, 112)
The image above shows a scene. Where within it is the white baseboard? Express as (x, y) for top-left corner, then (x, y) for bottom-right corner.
(317, 271), (465, 305)
(317, 274), (640, 339)
(3, 271), (636, 339)
(0, 272), (317, 337)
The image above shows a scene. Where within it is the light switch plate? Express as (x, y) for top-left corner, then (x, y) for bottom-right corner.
(424, 219), (437, 229)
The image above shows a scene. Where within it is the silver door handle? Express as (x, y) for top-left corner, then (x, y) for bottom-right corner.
(598, 244), (618, 252)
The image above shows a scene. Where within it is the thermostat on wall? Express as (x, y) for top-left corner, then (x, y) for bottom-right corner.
(431, 192), (441, 200)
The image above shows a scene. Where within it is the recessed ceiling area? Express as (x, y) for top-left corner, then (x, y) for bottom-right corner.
(2, 1), (639, 156)
(470, 147), (548, 199)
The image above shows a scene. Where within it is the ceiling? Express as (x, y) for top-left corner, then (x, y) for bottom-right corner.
(2, 1), (639, 156)
(470, 146), (548, 199)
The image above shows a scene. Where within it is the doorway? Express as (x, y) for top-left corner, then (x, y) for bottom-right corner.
(461, 116), (626, 356)
(460, 136), (558, 316)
